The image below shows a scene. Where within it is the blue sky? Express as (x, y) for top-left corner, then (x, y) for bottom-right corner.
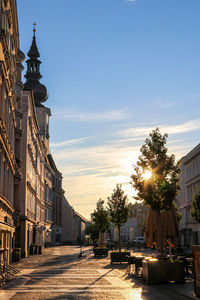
(18, 0), (200, 219)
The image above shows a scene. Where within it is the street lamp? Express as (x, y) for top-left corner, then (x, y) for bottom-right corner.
(130, 227), (134, 242)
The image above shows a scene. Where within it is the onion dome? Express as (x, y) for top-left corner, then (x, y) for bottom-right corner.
(24, 23), (48, 107)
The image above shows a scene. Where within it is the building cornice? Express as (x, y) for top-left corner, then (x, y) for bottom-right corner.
(0, 119), (16, 173)
(183, 143), (200, 165)
(0, 193), (15, 214)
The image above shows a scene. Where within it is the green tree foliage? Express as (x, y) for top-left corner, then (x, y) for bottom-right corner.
(91, 199), (110, 243)
(85, 222), (99, 241)
(107, 184), (130, 252)
(130, 128), (181, 258)
(191, 191), (200, 224)
(131, 128), (181, 211)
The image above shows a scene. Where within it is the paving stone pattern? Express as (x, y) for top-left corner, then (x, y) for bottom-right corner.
(0, 246), (197, 300)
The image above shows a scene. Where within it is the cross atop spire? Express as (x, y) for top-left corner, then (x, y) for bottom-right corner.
(33, 23), (36, 37)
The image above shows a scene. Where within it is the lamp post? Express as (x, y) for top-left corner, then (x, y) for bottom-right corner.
(130, 227), (134, 250)
(79, 240), (82, 257)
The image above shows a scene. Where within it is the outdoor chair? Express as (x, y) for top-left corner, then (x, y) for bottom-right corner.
(0, 263), (21, 285)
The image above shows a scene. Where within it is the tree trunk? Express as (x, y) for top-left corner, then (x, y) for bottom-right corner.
(158, 212), (164, 261)
(98, 231), (101, 245)
(99, 231), (104, 245)
(118, 227), (121, 252)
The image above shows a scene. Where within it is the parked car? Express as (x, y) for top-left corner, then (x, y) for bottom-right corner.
(106, 239), (114, 249)
(134, 236), (145, 244)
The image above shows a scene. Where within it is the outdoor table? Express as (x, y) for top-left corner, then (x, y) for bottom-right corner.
(177, 256), (189, 275)
(135, 256), (144, 276)
(167, 255), (177, 260)
(127, 256), (136, 274)
(186, 257), (193, 274)
(128, 255), (144, 276)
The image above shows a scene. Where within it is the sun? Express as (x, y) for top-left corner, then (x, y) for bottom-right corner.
(142, 170), (152, 180)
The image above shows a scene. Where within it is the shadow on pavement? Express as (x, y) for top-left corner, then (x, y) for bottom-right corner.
(44, 269), (113, 300)
(3, 247), (93, 291)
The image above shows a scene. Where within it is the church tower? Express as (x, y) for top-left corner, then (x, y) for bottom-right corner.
(24, 23), (48, 107)
(24, 24), (51, 151)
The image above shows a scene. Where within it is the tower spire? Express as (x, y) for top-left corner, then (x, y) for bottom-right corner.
(24, 26), (48, 107)
(33, 22), (36, 37)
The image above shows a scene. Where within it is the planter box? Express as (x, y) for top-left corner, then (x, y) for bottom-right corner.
(193, 245), (200, 298)
(94, 248), (108, 257)
(110, 251), (130, 264)
(142, 260), (184, 283)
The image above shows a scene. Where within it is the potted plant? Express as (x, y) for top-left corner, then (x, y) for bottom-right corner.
(191, 191), (200, 297)
(93, 245), (109, 257)
(107, 184), (130, 264)
(131, 128), (184, 282)
(142, 257), (184, 283)
(92, 199), (110, 257)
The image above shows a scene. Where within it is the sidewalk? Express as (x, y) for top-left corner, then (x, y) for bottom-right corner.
(112, 248), (196, 300)
(0, 246), (198, 300)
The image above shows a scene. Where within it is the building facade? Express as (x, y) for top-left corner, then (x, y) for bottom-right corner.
(61, 197), (77, 244)
(73, 211), (88, 243)
(47, 154), (64, 245)
(17, 28), (56, 257)
(110, 203), (148, 242)
(0, 0), (24, 264)
(177, 144), (200, 249)
(0, 3), (88, 262)
(16, 90), (46, 257)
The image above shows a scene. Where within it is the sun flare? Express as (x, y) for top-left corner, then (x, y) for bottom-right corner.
(142, 170), (152, 180)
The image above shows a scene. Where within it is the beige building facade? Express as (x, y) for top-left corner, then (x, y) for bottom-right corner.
(0, 0), (24, 264)
(17, 90), (47, 257)
(17, 28), (58, 256)
(62, 198), (77, 244)
(110, 203), (148, 242)
(47, 154), (64, 245)
(177, 144), (200, 250)
(0, 2), (88, 262)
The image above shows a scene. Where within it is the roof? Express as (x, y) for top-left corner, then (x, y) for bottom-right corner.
(73, 211), (88, 223)
(47, 154), (62, 176)
(27, 36), (40, 58)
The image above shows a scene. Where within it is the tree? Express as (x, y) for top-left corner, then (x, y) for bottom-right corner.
(130, 128), (180, 257)
(107, 184), (130, 252)
(91, 199), (110, 244)
(85, 222), (99, 241)
(191, 191), (200, 224)
(131, 128), (180, 210)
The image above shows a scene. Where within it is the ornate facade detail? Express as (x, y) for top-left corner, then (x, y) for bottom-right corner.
(0, 0), (25, 264)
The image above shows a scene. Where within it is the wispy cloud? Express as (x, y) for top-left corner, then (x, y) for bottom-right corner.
(57, 138), (191, 219)
(54, 108), (130, 122)
(55, 144), (138, 218)
(124, 0), (136, 3)
(51, 119), (200, 218)
(50, 136), (93, 148)
(119, 119), (200, 137)
(155, 99), (177, 109)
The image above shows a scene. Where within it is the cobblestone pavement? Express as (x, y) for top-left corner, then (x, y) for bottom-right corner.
(0, 246), (197, 300)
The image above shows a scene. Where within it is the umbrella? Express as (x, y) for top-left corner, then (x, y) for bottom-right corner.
(161, 205), (179, 248)
(145, 207), (160, 247)
(145, 205), (179, 250)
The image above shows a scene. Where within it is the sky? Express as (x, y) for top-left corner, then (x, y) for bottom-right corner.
(17, 0), (200, 219)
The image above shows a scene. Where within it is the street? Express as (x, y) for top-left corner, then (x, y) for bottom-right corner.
(0, 246), (196, 300)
